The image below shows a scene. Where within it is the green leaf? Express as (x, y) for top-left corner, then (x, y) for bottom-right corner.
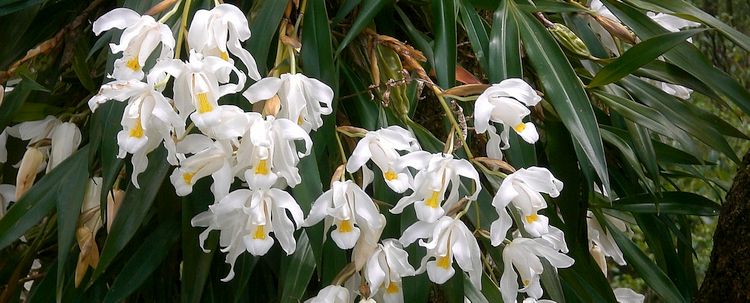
(102, 217), (180, 303)
(601, 211), (687, 303)
(279, 232), (316, 303)
(652, 140), (706, 165)
(634, 61), (719, 100)
(600, 128), (651, 192)
(514, 6), (610, 192)
(336, 0), (393, 56)
(93, 147), (172, 280)
(55, 145), (91, 299)
(301, 0), (335, 85)
(589, 29), (704, 87)
(603, 0), (750, 118)
(604, 192), (720, 216)
(432, 0), (456, 87)
(332, 0), (362, 24)
(0, 145), (90, 250)
(0, 75), (46, 131)
(247, 0), (288, 75)
(620, 76), (740, 163)
(488, 0), (520, 80)
(181, 180), (216, 303)
(458, 0), (489, 73)
(627, 0), (750, 52)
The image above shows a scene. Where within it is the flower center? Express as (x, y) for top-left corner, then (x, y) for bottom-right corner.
(523, 279), (530, 287)
(513, 122), (526, 133)
(129, 118), (144, 138)
(255, 159), (269, 175)
(386, 282), (400, 294)
(219, 51), (229, 61)
(436, 255), (451, 269)
(297, 115), (304, 125)
(338, 219), (353, 233)
(126, 57), (140, 71)
(182, 172), (195, 185)
(253, 225), (266, 240)
(425, 191), (441, 208)
(525, 213), (539, 223)
(384, 169), (398, 181)
(196, 92), (213, 113)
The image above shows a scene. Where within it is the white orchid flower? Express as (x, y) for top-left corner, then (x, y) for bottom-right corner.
(614, 287), (645, 303)
(346, 126), (421, 193)
(170, 134), (234, 201)
(391, 152), (481, 223)
(161, 51), (246, 130)
(47, 122), (81, 172)
(188, 4), (261, 80)
(500, 238), (574, 303)
(243, 73), (333, 132)
(88, 77), (185, 166)
(304, 180), (385, 250)
(587, 211), (627, 267)
(400, 216), (482, 290)
(92, 8), (175, 80)
(236, 115), (312, 189)
(523, 298), (557, 303)
(191, 188), (304, 281)
(304, 285), (350, 303)
(474, 79), (542, 159)
(6, 115), (60, 145)
(646, 12), (700, 33)
(363, 239), (415, 303)
(490, 167), (563, 246)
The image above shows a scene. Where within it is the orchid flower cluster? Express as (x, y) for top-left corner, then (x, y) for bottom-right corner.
(83, 3), (637, 303)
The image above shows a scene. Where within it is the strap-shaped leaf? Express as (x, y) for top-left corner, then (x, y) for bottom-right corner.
(432, 0), (457, 87)
(513, 6), (610, 191)
(279, 232), (316, 303)
(589, 29), (704, 87)
(247, 0), (288, 76)
(102, 217), (180, 303)
(459, 0), (489, 73)
(336, 0), (393, 55)
(605, 192), (720, 216)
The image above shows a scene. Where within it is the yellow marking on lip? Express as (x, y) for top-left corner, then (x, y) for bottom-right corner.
(182, 172), (195, 184)
(129, 118), (144, 138)
(384, 169), (398, 181)
(219, 51), (229, 61)
(514, 122), (526, 133)
(196, 92), (213, 113)
(436, 255), (451, 269)
(255, 159), (269, 175)
(126, 57), (140, 71)
(253, 225), (266, 240)
(386, 282), (400, 294)
(338, 219), (353, 233)
(525, 213), (539, 223)
(425, 191), (441, 208)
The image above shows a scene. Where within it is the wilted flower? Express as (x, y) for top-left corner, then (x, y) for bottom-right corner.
(346, 126), (421, 193)
(501, 238), (574, 303)
(363, 239), (415, 303)
(243, 73), (333, 132)
(188, 3), (261, 80)
(75, 178), (103, 287)
(92, 8), (175, 80)
(16, 147), (44, 200)
(490, 167), (563, 246)
(191, 188), (304, 281)
(587, 211), (627, 268)
(391, 152), (481, 223)
(400, 216), (482, 290)
(474, 79), (542, 159)
(304, 180), (385, 250)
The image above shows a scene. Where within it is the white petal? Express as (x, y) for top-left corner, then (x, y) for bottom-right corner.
(92, 8), (142, 35)
(242, 77), (283, 103)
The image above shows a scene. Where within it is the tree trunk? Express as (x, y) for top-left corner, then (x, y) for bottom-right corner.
(694, 151), (750, 302)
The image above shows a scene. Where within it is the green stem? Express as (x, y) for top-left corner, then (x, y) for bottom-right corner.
(174, 0), (193, 59)
(432, 86), (474, 159)
(157, 0), (182, 23)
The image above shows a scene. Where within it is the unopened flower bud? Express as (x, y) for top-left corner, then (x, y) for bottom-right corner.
(107, 189), (125, 232)
(48, 122), (82, 172)
(443, 84), (491, 97)
(336, 125), (368, 138)
(549, 23), (593, 58)
(16, 147), (44, 200)
(594, 15), (637, 45)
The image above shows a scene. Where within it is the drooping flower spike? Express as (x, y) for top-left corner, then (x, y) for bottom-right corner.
(92, 8), (175, 81)
(474, 78), (542, 159)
